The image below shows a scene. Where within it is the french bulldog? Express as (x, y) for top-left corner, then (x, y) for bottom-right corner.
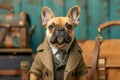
(30, 5), (88, 80)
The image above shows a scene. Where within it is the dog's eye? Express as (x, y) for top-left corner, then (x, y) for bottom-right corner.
(66, 23), (72, 29)
(48, 23), (55, 30)
(48, 25), (54, 30)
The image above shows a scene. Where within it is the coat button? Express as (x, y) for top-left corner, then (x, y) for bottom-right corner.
(71, 72), (74, 77)
(45, 71), (49, 77)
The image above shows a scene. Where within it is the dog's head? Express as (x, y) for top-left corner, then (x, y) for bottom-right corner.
(41, 5), (80, 49)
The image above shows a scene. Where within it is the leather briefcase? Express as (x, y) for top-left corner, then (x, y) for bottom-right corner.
(78, 21), (120, 80)
(0, 4), (33, 48)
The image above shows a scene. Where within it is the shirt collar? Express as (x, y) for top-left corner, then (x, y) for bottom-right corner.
(50, 44), (71, 55)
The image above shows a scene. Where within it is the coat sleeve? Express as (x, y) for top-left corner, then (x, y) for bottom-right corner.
(30, 53), (42, 77)
(75, 54), (88, 80)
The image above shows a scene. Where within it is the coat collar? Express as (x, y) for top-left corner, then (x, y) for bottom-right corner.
(37, 39), (82, 74)
(37, 39), (54, 73)
(64, 39), (82, 80)
(65, 39), (82, 71)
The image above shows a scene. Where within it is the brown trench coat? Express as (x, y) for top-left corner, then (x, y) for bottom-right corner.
(30, 39), (88, 80)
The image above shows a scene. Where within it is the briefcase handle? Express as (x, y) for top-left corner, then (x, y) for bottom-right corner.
(0, 4), (13, 13)
(90, 21), (120, 80)
(98, 20), (120, 40)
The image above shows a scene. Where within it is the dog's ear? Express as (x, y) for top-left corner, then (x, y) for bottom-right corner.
(67, 5), (80, 25)
(41, 6), (55, 26)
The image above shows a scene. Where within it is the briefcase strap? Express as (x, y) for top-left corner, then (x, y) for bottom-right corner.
(90, 38), (106, 80)
(0, 4), (13, 13)
(90, 38), (101, 80)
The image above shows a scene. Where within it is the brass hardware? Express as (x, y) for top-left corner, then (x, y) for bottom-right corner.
(98, 58), (105, 65)
(99, 76), (106, 80)
(20, 61), (29, 73)
(31, 25), (35, 31)
(19, 21), (24, 26)
(31, 25), (35, 32)
(98, 58), (106, 71)
(98, 58), (106, 80)
(98, 67), (105, 71)
(97, 27), (102, 41)
(19, 12), (25, 26)
(98, 27), (101, 33)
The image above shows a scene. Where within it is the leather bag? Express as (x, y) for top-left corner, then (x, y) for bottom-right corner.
(0, 4), (33, 48)
(78, 21), (120, 80)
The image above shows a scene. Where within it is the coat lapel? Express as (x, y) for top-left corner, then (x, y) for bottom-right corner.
(64, 40), (82, 79)
(37, 39), (54, 73)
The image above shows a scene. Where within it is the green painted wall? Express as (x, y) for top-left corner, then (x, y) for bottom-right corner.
(0, 0), (120, 53)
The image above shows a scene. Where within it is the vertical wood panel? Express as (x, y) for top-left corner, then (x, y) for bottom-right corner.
(65, 0), (87, 40)
(42, 0), (54, 9)
(53, 0), (64, 16)
(88, 0), (109, 40)
(110, 0), (120, 38)
(77, 0), (87, 40)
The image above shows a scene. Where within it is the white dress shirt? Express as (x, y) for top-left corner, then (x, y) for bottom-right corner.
(50, 44), (70, 60)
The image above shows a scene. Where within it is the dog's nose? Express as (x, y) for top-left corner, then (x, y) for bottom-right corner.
(56, 27), (65, 32)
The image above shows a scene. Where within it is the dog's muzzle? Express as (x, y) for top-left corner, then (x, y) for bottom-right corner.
(50, 27), (71, 44)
